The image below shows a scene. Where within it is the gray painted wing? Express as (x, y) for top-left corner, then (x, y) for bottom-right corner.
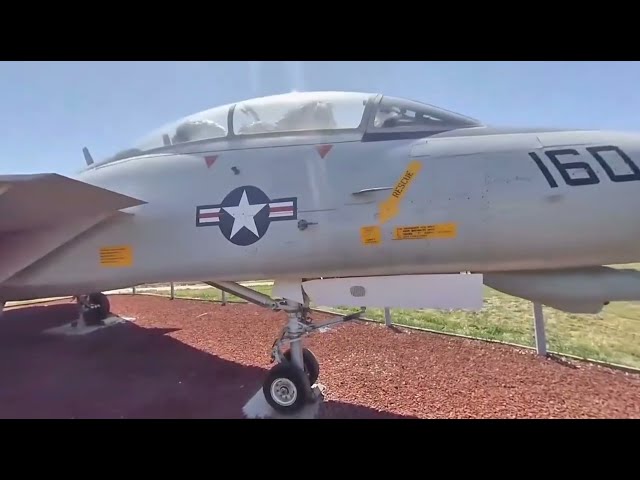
(0, 173), (146, 232)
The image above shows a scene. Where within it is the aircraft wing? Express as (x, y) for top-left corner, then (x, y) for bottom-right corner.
(0, 173), (146, 285)
(0, 173), (146, 232)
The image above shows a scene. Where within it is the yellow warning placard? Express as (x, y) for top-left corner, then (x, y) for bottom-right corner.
(393, 223), (457, 240)
(378, 160), (422, 224)
(360, 225), (382, 245)
(99, 245), (133, 267)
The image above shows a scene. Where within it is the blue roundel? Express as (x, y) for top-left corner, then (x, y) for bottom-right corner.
(195, 185), (298, 247)
(218, 186), (271, 246)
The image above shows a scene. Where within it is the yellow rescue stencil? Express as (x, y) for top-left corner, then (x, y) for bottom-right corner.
(360, 225), (382, 245)
(393, 223), (457, 240)
(99, 245), (133, 267)
(377, 160), (422, 224)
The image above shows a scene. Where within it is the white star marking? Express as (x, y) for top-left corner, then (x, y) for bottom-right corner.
(222, 190), (267, 239)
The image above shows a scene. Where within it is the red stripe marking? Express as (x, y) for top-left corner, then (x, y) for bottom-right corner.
(269, 206), (293, 213)
(200, 212), (220, 218)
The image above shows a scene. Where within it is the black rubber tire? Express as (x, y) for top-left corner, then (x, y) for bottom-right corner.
(263, 362), (311, 414)
(88, 292), (110, 320)
(283, 348), (320, 385)
(82, 306), (104, 326)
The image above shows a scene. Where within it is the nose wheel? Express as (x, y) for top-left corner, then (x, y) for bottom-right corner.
(263, 348), (319, 413)
(283, 347), (319, 385)
(263, 362), (312, 413)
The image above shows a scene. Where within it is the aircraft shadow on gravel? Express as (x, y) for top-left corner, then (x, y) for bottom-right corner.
(0, 303), (414, 419)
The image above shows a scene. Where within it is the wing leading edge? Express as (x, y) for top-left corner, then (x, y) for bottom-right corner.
(0, 173), (146, 285)
(0, 173), (146, 232)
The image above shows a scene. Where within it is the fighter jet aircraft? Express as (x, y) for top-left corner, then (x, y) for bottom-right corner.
(2, 90), (640, 413)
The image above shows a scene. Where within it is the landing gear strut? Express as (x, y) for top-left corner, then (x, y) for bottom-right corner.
(75, 292), (111, 326)
(205, 281), (364, 415)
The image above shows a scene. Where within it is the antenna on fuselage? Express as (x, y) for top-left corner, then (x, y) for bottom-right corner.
(82, 147), (94, 166)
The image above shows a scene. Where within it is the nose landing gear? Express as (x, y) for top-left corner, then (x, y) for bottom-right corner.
(205, 280), (365, 416)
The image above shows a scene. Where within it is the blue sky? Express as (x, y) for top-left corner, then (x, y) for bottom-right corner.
(1, 61), (639, 175)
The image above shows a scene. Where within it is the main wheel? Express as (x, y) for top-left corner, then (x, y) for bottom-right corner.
(82, 305), (104, 326)
(88, 292), (110, 320)
(263, 362), (311, 414)
(283, 347), (320, 385)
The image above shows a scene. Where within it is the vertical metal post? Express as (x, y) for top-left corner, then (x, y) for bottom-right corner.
(170, 282), (175, 300)
(384, 307), (392, 327)
(132, 286), (136, 295)
(532, 302), (547, 356)
(221, 290), (227, 306)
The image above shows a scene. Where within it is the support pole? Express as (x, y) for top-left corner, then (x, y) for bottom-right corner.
(384, 307), (392, 327)
(170, 282), (175, 300)
(532, 302), (547, 356)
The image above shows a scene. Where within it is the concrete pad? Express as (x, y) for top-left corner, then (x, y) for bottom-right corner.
(242, 383), (325, 419)
(43, 314), (135, 336)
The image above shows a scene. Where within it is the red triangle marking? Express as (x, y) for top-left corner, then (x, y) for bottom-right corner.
(315, 144), (333, 159)
(204, 155), (218, 168)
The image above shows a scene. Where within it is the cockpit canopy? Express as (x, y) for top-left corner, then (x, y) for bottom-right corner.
(101, 91), (483, 164)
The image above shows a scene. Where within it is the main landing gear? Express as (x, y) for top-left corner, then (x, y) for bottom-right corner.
(74, 292), (111, 327)
(205, 280), (365, 415)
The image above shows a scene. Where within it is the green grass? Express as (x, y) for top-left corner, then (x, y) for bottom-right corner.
(140, 264), (640, 370)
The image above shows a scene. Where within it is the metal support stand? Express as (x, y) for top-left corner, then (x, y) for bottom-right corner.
(74, 296), (88, 329)
(287, 306), (305, 371)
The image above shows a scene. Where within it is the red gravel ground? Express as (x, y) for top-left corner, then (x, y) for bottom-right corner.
(1, 294), (639, 418)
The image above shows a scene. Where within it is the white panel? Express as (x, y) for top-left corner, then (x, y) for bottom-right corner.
(272, 279), (304, 304)
(302, 274), (484, 310)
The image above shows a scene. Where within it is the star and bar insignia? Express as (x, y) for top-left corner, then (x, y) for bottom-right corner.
(196, 185), (298, 246)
